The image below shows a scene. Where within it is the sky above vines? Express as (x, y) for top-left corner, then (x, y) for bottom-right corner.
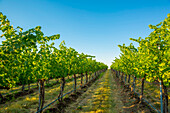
(0, 0), (170, 67)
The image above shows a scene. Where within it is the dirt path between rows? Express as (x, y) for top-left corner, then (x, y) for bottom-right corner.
(64, 70), (156, 113)
(64, 70), (124, 113)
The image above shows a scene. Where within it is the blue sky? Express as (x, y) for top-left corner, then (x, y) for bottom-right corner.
(0, 0), (170, 67)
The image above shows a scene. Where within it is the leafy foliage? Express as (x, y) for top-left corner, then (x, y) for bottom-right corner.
(111, 13), (170, 86)
(0, 12), (108, 89)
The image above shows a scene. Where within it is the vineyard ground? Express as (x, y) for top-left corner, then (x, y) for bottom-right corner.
(62, 70), (154, 113)
(0, 70), (163, 113)
(0, 73), (87, 113)
(44, 71), (105, 113)
(0, 74), (79, 104)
